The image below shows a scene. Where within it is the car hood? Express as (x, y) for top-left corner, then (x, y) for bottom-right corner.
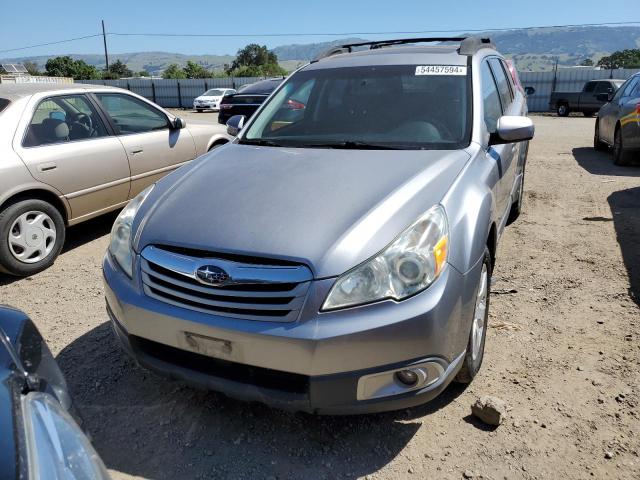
(196, 96), (222, 101)
(136, 143), (471, 278)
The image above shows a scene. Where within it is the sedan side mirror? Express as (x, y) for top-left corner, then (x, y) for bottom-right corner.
(172, 117), (186, 129)
(524, 86), (535, 96)
(226, 115), (246, 137)
(489, 116), (535, 145)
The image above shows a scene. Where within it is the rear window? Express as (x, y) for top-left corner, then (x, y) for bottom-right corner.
(0, 98), (10, 113)
(239, 80), (283, 95)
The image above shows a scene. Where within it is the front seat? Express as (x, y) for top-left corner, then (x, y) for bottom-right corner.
(40, 118), (70, 144)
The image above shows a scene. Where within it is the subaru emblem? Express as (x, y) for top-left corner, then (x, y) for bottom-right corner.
(195, 265), (229, 286)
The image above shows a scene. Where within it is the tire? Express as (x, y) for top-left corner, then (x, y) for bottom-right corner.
(195, 109), (203, 113)
(594, 120), (607, 152)
(455, 247), (491, 384)
(557, 104), (570, 117)
(613, 126), (632, 166)
(583, 111), (594, 117)
(0, 199), (65, 276)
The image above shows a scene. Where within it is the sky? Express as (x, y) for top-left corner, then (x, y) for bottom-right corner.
(1, 0), (638, 59)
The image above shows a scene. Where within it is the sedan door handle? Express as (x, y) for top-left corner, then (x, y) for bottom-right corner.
(129, 147), (144, 155)
(38, 162), (57, 172)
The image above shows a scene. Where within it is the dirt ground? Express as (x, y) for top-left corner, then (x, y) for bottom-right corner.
(1, 113), (639, 480)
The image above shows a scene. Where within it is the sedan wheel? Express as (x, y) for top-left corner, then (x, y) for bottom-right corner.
(594, 121), (607, 151)
(0, 199), (65, 276)
(613, 128), (631, 166)
(8, 211), (57, 263)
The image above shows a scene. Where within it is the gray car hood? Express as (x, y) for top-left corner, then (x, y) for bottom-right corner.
(136, 143), (470, 278)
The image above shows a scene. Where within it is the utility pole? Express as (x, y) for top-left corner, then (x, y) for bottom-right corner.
(102, 20), (109, 71)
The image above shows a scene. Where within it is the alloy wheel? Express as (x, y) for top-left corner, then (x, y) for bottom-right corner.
(471, 264), (488, 362)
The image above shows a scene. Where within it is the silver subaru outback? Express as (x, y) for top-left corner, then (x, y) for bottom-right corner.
(103, 37), (534, 414)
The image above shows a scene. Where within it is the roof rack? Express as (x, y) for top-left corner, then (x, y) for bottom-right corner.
(311, 36), (494, 62)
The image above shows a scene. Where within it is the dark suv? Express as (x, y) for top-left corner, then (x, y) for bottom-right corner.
(218, 78), (284, 125)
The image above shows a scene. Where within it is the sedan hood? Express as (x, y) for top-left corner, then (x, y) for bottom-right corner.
(136, 144), (470, 278)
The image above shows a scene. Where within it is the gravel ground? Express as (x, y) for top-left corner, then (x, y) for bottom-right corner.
(1, 114), (639, 480)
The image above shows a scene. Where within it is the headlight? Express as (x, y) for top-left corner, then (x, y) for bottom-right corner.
(22, 392), (111, 479)
(322, 205), (449, 311)
(108, 185), (154, 277)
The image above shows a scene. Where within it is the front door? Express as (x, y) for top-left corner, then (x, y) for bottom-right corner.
(93, 92), (196, 198)
(15, 93), (130, 221)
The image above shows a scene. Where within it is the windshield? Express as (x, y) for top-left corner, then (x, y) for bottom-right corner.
(242, 65), (471, 150)
(203, 89), (225, 96)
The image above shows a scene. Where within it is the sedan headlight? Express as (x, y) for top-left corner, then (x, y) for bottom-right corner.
(22, 392), (111, 479)
(108, 185), (154, 277)
(322, 205), (449, 311)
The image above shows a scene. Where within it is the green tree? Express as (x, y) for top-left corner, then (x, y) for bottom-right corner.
(580, 58), (594, 67)
(104, 59), (133, 79)
(138, 70), (150, 77)
(45, 56), (100, 80)
(183, 61), (210, 78)
(597, 49), (640, 69)
(225, 44), (287, 77)
(23, 61), (40, 75)
(162, 63), (186, 79)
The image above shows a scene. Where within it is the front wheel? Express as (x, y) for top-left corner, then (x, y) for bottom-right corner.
(455, 247), (491, 383)
(0, 199), (65, 276)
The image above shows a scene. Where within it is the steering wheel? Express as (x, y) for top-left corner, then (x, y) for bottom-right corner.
(68, 112), (94, 138)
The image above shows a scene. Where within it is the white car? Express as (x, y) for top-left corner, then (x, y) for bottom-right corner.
(193, 88), (236, 112)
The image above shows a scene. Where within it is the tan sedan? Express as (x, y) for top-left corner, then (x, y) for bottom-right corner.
(0, 83), (230, 276)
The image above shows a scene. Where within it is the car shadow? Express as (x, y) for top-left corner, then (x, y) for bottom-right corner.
(572, 147), (640, 177)
(0, 211), (117, 287)
(56, 322), (466, 480)
(608, 186), (640, 307)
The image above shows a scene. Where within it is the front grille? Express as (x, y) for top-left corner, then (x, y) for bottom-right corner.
(131, 336), (310, 394)
(140, 245), (312, 322)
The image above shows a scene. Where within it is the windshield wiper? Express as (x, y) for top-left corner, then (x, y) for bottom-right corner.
(238, 138), (288, 147)
(300, 141), (399, 150)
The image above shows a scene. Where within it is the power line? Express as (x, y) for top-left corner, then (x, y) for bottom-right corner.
(109, 21), (640, 38)
(2, 21), (640, 55)
(0, 34), (103, 54)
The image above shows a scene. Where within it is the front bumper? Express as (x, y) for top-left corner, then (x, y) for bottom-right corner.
(103, 252), (482, 414)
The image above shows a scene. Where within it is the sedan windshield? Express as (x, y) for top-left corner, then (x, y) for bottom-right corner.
(203, 89), (225, 96)
(242, 65), (471, 150)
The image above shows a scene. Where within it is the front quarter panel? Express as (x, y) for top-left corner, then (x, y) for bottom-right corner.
(186, 122), (230, 155)
(443, 143), (498, 274)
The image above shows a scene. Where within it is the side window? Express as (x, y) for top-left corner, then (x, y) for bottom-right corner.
(481, 62), (503, 134)
(95, 93), (169, 135)
(620, 78), (639, 99)
(583, 82), (596, 93)
(631, 79), (640, 98)
(595, 82), (614, 94)
(488, 58), (513, 110)
(23, 94), (108, 148)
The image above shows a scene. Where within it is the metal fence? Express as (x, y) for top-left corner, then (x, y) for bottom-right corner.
(520, 68), (640, 112)
(81, 69), (640, 112)
(81, 77), (266, 108)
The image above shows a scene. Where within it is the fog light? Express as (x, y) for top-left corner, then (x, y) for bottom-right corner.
(395, 369), (419, 386)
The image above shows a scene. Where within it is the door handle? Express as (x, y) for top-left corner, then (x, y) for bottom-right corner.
(38, 162), (57, 172)
(129, 147), (144, 155)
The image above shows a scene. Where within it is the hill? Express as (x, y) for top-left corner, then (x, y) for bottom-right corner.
(3, 26), (640, 74)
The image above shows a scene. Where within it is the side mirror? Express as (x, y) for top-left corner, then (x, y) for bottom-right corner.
(172, 117), (186, 129)
(226, 115), (246, 137)
(596, 93), (611, 102)
(489, 116), (534, 145)
(524, 86), (535, 96)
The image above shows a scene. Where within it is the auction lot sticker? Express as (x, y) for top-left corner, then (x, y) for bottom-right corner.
(415, 65), (467, 75)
